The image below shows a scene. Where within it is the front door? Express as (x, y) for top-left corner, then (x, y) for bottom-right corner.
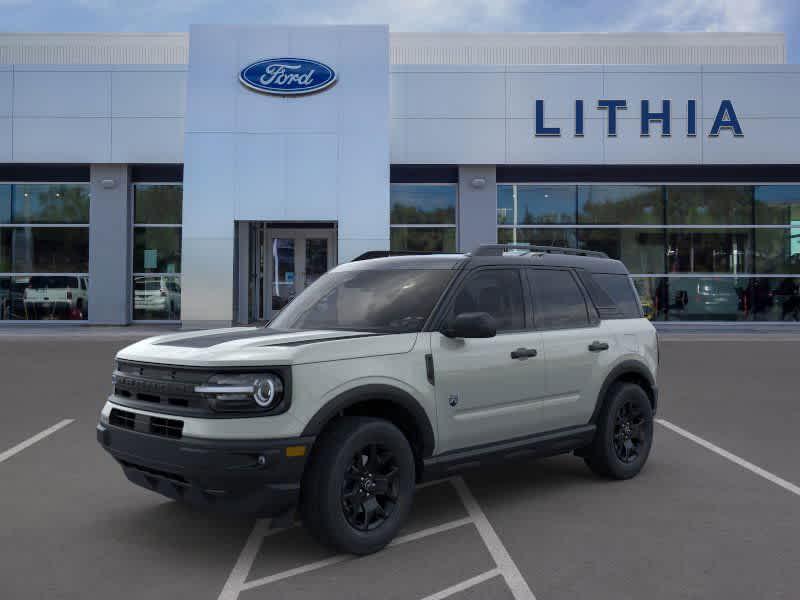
(248, 226), (336, 322)
(267, 228), (336, 319)
(431, 267), (548, 453)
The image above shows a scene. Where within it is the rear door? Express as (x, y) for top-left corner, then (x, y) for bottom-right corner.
(431, 267), (547, 453)
(526, 268), (613, 430)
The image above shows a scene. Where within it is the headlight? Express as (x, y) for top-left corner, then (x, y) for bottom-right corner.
(195, 373), (285, 413)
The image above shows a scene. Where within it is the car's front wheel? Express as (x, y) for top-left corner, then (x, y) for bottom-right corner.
(301, 417), (415, 555)
(584, 382), (653, 479)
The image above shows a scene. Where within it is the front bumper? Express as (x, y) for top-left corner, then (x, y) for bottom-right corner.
(97, 422), (314, 516)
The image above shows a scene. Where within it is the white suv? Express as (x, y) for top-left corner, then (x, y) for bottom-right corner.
(97, 244), (658, 555)
(133, 275), (181, 319)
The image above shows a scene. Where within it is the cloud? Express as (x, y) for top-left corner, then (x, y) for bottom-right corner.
(278, 0), (524, 31)
(75, 0), (216, 17)
(0, 0), (788, 41)
(55, 0), (525, 33)
(621, 0), (780, 32)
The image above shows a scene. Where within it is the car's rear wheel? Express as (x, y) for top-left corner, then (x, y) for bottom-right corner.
(301, 417), (415, 555)
(584, 382), (653, 479)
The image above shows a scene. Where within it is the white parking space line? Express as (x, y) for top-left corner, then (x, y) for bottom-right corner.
(240, 553), (352, 591)
(238, 517), (473, 593)
(0, 419), (75, 464)
(416, 476), (456, 490)
(418, 569), (501, 600)
(452, 476), (537, 600)
(390, 516), (473, 546)
(218, 519), (286, 600)
(656, 418), (800, 498)
(219, 477), (536, 600)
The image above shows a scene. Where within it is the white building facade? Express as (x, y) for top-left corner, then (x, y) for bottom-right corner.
(1, 28), (799, 325)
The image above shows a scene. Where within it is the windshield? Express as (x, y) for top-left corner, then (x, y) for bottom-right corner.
(268, 268), (454, 333)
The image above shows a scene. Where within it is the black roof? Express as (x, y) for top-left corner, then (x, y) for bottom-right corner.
(345, 245), (629, 275)
(340, 254), (466, 271)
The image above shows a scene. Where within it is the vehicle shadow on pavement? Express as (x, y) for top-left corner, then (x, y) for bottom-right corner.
(463, 454), (606, 500)
(105, 498), (257, 551)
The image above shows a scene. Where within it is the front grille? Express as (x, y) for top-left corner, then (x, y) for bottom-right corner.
(149, 416), (184, 439)
(109, 407), (184, 440)
(112, 361), (292, 419)
(113, 361), (212, 415)
(109, 408), (136, 430)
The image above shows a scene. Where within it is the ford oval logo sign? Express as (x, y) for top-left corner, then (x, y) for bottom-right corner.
(239, 58), (337, 96)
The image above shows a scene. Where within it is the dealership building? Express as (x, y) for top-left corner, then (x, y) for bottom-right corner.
(0, 27), (799, 326)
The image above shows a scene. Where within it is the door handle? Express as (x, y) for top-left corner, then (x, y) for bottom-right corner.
(588, 341), (610, 352)
(510, 348), (538, 360)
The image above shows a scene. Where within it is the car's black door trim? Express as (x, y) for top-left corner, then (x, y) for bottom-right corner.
(421, 424), (595, 481)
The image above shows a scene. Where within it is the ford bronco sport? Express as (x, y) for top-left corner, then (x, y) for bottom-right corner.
(97, 244), (658, 555)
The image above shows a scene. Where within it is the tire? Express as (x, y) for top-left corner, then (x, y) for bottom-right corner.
(584, 382), (653, 480)
(301, 417), (416, 555)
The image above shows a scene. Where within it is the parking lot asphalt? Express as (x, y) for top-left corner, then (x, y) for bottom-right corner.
(1, 329), (799, 600)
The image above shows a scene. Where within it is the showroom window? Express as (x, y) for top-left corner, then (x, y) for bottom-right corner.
(132, 184), (182, 321)
(497, 183), (800, 322)
(390, 184), (457, 252)
(0, 183), (90, 321)
(579, 185), (663, 225)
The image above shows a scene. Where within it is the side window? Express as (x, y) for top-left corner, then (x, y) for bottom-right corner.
(450, 269), (525, 332)
(527, 269), (590, 330)
(576, 270), (614, 309)
(593, 273), (643, 319)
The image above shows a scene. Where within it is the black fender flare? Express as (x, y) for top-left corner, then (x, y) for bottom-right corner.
(301, 384), (436, 458)
(590, 360), (657, 423)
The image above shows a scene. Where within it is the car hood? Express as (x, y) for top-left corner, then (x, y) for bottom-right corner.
(115, 327), (419, 368)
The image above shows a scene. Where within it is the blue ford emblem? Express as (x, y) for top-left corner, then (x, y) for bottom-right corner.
(239, 58), (337, 96)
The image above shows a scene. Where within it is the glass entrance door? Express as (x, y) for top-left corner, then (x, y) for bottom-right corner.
(248, 227), (336, 322)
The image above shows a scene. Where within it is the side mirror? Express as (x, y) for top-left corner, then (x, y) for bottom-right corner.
(442, 312), (497, 339)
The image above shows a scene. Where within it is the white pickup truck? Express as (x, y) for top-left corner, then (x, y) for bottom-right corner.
(23, 275), (88, 320)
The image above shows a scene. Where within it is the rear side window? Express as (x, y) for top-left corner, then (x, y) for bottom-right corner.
(593, 273), (643, 319)
(527, 269), (590, 330)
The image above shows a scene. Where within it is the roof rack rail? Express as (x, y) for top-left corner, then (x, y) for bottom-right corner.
(351, 250), (441, 262)
(472, 243), (608, 258)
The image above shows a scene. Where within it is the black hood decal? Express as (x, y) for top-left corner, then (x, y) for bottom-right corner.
(266, 333), (379, 347)
(155, 328), (296, 348)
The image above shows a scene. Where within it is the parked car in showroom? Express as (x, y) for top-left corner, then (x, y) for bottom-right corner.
(97, 244), (658, 555)
(133, 275), (181, 320)
(668, 277), (741, 320)
(0, 277), (10, 320)
(23, 275), (88, 320)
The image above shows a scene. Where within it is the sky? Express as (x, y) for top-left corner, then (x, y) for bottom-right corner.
(0, 0), (797, 62)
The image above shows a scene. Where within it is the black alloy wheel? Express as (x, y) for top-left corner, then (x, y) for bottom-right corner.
(612, 399), (647, 464)
(583, 382), (653, 479)
(301, 416), (416, 555)
(341, 443), (400, 531)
